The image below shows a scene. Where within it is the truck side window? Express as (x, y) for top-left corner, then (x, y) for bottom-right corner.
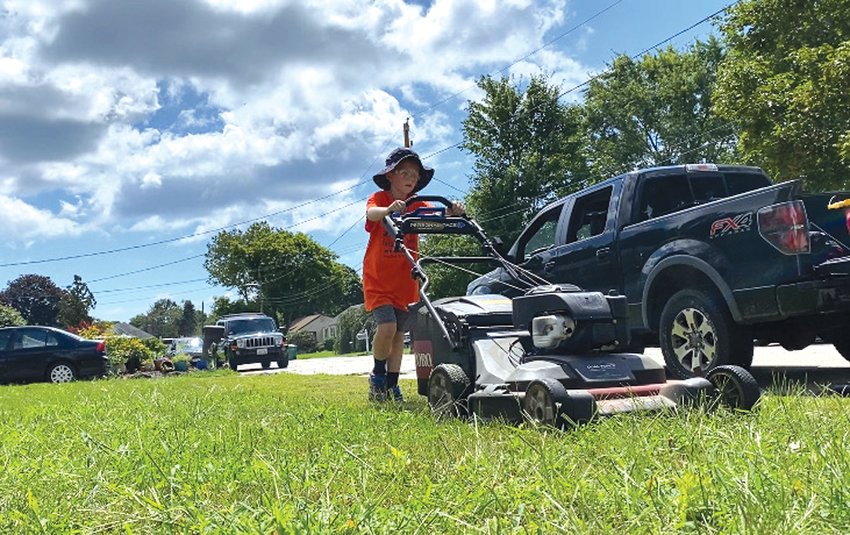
(636, 174), (690, 221)
(518, 204), (562, 259)
(567, 187), (613, 243)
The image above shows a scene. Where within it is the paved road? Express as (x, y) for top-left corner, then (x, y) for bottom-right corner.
(241, 343), (850, 392)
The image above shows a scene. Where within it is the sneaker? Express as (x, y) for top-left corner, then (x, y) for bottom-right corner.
(368, 373), (387, 402)
(390, 385), (404, 403)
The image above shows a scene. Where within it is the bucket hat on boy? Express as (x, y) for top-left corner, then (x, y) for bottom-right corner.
(372, 147), (434, 193)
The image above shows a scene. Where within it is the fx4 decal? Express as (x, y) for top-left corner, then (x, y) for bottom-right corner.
(710, 212), (753, 238)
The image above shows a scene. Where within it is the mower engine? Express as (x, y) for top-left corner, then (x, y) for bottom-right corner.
(511, 284), (630, 354)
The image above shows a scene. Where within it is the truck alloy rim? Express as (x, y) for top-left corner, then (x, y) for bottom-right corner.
(670, 307), (717, 371)
(50, 364), (74, 383)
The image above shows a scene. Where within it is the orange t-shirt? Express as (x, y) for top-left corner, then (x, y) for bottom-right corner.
(363, 191), (429, 311)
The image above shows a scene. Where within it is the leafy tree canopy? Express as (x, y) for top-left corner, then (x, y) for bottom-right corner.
(0, 274), (64, 325)
(462, 74), (589, 247)
(178, 301), (199, 336)
(205, 222), (362, 322)
(129, 298), (182, 338)
(714, 0), (850, 188)
(583, 38), (736, 178)
(58, 275), (96, 328)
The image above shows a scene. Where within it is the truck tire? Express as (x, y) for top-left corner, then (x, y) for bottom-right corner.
(659, 288), (753, 379)
(829, 331), (850, 363)
(277, 354), (289, 369)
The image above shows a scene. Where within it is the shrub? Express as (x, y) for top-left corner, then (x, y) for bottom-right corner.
(0, 304), (25, 327)
(288, 330), (318, 354)
(71, 321), (114, 339)
(322, 337), (335, 351)
(141, 337), (166, 356)
(105, 336), (153, 370)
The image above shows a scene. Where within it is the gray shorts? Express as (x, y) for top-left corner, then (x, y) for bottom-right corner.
(372, 305), (410, 330)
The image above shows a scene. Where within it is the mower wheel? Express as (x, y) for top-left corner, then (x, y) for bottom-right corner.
(427, 364), (470, 418)
(706, 365), (760, 411)
(659, 377), (713, 408)
(523, 379), (594, 429)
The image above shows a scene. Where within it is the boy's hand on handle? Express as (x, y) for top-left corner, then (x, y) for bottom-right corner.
(387, 200), (406, 215)
(447, 201), (466, 217)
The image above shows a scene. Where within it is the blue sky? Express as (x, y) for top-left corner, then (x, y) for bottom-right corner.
(0, 0), (732, 322)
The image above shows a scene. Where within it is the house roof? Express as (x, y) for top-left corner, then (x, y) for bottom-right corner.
(112, 322), (155, 339)
(288, 314), (334, 332)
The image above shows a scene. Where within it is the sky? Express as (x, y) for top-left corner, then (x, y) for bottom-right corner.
(0, 0), (733, 322)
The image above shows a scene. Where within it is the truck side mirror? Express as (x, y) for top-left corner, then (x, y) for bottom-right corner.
(492, 236), (510, 258)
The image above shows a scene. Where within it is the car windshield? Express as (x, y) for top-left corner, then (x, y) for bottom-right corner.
(227, 318), (276, 335)
(173, 337), (203, 351)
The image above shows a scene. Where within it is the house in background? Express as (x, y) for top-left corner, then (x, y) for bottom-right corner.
(112, 322), (155, 339)
(288, 314), (337, 344)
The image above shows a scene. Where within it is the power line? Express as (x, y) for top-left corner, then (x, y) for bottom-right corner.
(94, 4), (737, 310)
(0, 181), (369, 268)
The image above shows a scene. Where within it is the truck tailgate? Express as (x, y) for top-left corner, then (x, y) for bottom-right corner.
(801, 192), (850, 249)
(815, 255), (850, 277)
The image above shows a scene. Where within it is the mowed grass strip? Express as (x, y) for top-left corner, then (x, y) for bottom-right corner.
(0, 373), (849, 533)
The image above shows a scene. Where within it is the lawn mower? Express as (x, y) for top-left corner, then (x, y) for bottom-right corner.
(384, 196), (761, 428)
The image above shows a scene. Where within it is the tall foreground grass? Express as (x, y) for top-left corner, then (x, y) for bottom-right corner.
(0, 373), (849, 533)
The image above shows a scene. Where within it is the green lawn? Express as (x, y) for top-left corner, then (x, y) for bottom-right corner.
(1, 373), (849, 532)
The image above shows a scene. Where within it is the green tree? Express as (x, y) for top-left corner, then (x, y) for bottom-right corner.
(178, 301), (198, 336)
(582, 38), (736, 178)
(58, 275), (96, 328)
(0, 303), (25, 327)
(209, 296), (253, 321)
(130, 299), (182, 338)
(334, 304), (373, 354)
(419, 234), (492, 300)
(425, 74), (587, 300)
(0, 274), (65, 325)
(714, 0), (850, 188)
(462, 74), (589, 246)
(205, 222), (362, 322)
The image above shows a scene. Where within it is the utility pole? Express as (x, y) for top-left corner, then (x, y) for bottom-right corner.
(403, 118), (411, 148)
(257, 265), (263, 314)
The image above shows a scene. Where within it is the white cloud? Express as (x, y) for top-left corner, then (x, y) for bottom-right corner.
(0, 194), (82, 238)
(0, 0), (589, 244)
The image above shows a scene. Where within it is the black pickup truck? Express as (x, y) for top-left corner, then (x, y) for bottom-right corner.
(467, 163), (850, 378)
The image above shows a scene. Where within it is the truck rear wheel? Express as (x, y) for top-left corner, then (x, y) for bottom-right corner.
(659, 289), (753, 379)
(830, 332), (850, 363)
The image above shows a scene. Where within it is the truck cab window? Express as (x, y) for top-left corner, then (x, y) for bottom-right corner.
(636, 174), (690, 221)
(690, 173), (727, 203)
(567, 187), (612, 243)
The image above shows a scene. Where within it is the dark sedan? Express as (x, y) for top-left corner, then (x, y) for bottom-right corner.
(0, 326), (108, 384)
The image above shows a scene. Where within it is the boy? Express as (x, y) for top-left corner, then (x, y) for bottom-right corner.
(363, 147), (463, 402)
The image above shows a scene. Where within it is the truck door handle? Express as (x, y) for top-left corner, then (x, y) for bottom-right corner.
(544, 260), (555, 272)
(596, 247), (611, 261)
